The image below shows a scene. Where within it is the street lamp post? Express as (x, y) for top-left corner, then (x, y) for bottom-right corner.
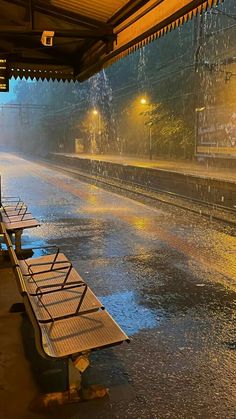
(148, 122), (153, 160)
(195, 106), (205, 158)
(140, 97), (153, 160)
(92, 108), (101, 153)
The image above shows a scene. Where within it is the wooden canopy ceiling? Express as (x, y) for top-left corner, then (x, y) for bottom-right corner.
(0, 0), (223, 82)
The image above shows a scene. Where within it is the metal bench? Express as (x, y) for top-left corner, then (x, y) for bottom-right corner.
(1, 196), (40, 252)
(1, 223), (129, 400)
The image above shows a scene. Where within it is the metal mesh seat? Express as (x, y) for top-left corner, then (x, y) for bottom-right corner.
(4, 218), (40, 230)
(28, 285), (104, 323)
(19, 253), (70, 276)
(40, 309), (129, 358)
(2, 223), (129, 360)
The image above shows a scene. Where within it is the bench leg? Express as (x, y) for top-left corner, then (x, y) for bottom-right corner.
(67, 355), (108, 402)
(67, 358), (82, 401)
(31, 355), (108, 408)
(14, 229), (23, 253)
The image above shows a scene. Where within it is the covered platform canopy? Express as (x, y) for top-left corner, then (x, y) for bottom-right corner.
(0, 0), (223, 83)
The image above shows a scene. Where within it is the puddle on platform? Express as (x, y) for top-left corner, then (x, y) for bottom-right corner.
(100, 290), (164, 335)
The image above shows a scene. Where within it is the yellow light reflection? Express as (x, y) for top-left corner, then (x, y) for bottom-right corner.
(128, 216), (151, 231)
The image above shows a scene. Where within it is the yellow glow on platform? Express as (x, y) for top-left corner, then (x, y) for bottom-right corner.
(87, 194), (98, 205)
(128, 216), (151, 231)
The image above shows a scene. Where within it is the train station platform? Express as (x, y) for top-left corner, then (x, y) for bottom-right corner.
(51, 153), (236, 183)
(1, 152), (236, 418)
(50, 152), (236, 210)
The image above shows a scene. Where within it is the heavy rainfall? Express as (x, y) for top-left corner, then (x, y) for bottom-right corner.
(0, 1), (236, 419)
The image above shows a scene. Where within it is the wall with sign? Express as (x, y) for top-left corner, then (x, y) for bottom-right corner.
(0, 58), (9, 92)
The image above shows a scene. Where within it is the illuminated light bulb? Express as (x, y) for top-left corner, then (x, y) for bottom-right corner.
(140, 98), (147, 105)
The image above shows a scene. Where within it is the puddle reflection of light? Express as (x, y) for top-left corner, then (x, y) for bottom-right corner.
(129, 216), (151, 231)
(81, 207), (131, 214)
(87, 194), (98, 205)
(100, 290), (163, 335)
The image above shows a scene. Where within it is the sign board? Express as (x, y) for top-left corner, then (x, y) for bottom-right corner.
(0, 57), (9, 92)
(197, 104), (236, 158)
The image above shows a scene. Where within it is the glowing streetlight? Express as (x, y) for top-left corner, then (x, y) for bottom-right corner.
(195, 106), (205, 156)
(92, 109), (98, 115)
(195, 107), (205, 112)
(140, 97), (147, 105)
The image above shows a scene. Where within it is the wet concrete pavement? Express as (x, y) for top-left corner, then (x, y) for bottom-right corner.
(0, 153), (236, 419)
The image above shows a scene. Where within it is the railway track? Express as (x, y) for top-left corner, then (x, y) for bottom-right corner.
(39, 158), (236, 227)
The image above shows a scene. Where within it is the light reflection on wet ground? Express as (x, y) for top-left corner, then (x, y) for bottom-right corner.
(100, 290), (162, 335)
(1, 153), (236, 419)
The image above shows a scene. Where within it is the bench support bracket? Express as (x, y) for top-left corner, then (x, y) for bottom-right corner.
(15, 229), (23, 253)
(68, 358), (82, 399)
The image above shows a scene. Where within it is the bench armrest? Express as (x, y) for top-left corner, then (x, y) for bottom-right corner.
(34, 282), (89, 323)
(2, 209), (29, 220)
(35, 280), (86, 296)
(21, 249), (67, 276)
(2, 196), (21, 203)
(28, 261), (73, 292)
(2, 199), (25, 211)
(28, 259), (71, 272)
(4, 216), (35, 224)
